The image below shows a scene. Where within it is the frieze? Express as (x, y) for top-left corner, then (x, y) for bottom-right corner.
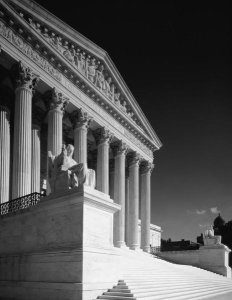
(0, 20), (61, 82)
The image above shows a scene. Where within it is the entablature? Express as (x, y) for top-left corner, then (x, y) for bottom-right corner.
(0, 0), (162, 157)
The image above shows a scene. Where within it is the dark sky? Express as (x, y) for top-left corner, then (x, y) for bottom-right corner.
(34, 0), (232, 241)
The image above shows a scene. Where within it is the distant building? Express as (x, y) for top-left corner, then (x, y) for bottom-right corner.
(161, 238), (200, 251)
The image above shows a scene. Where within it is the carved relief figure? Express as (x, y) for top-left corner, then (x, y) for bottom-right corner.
(63, 41), (74, 63)
(104, 77), (114, 99)
(121, 100), (127, 113)
(87, 58), (98, 83)
(114, 91), (121, 106)
(95, 65), (105, 91)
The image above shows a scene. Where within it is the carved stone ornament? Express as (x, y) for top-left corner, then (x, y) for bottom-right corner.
(140, 161), (154, 174)
(94, 127), (114, 145)
(127, 152), (142, 167)
(46, 88), (69, 113)
(11, 61), (39, 92)
(111, 140), (129, 157)
(70, 108), (92, 129)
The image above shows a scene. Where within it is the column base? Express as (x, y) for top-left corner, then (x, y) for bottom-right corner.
(129, 244), (140, 250)
(114, 241), (128, 249)
(142, 246), (151, 253)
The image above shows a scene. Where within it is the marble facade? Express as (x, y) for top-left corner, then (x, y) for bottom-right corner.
(0, 0), (162, 299)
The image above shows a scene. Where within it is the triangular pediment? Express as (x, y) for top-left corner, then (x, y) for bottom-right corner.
(1, 0), (162, 152)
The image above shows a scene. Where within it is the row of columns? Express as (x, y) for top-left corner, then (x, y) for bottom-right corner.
(0, 61), (154, 252)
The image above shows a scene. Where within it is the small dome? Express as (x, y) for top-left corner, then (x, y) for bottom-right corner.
(214, 214), (225, 228)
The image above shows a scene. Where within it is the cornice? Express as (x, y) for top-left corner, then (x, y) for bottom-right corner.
(0, 0), (162, 154)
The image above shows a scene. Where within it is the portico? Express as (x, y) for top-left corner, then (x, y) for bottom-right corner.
(0, 1), (162, 298)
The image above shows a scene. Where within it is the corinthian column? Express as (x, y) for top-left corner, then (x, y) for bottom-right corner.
(71, 108), (92, 164)
(94, 127), (113, 194)
(128, 152), (141, 250)
(0, 106), (10, 203)
(112, 140), (128, 247)
(47, 88), (69, 156)
(12, 62), (39, 199)
(140, 161), (154, 252)
(31, 124), (41, 193)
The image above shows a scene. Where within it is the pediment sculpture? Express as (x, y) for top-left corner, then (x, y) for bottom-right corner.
(48, 144), (95, 193)
(203, 226), (221, 246)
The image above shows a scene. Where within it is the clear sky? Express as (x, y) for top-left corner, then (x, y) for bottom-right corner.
(34, 1), (232, 241)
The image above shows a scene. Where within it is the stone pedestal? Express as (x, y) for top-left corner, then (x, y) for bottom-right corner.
(199, 244), (231, 277)
(0, 106), (10, 203)
(128, 153), (140, 250)
(140, 162), (154, 252)
(31, 124), (41, 193)
(12, 62), (39, 199)
(0, 186), (121, 300)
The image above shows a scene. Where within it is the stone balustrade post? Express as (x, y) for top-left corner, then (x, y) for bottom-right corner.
(12, 61), (39, 199)
(140, 161), (154, 252)
(128, 152), (141, 250)
(94, 127), (113, 194)
(71, 108), (92, 164)
(31, 124), (41, 193)
(112, 140), (128, 247)
(0, 106), (10, 203)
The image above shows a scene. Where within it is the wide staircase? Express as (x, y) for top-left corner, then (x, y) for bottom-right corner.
(94, 250), (232, 300)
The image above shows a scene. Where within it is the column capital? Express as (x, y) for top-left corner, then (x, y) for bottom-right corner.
(70, 108), (92, 129)
(128, 151), (142, 167)
(12, 61), (40, 92)
(45, 88), (69, 113)
(140, 161), (154, 174)
(112, 140), (129, 157)
(94, 127), (114, 146)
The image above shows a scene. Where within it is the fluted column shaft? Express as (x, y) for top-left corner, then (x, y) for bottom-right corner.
(12, 62), (39, 199)
(128, 153), (141, 250)
(140, 162), (154, 252)
(125, 170), (130, 246)
(95, 127), (113, 194)
(71, 108), (92, 164)
(12, 87), (32, 198)
(47, 88), (69, 156)
(0, 106), (10, 203)
(47, 109), (63, 156)
(113, 141), (128, 247)
(31, 124), (41, 193)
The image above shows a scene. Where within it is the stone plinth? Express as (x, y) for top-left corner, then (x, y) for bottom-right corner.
(199, 244), (231, 278)
(0, 186), (121, 300)
(158, 244), (231, 278)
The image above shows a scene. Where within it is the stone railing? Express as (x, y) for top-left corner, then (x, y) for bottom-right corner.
(0, 192), (43, 215)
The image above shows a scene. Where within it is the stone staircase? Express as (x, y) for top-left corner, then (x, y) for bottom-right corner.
(94, 250), (232, 300)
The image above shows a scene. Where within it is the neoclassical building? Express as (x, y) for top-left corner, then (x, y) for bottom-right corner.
(0, 0), (162, 298)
